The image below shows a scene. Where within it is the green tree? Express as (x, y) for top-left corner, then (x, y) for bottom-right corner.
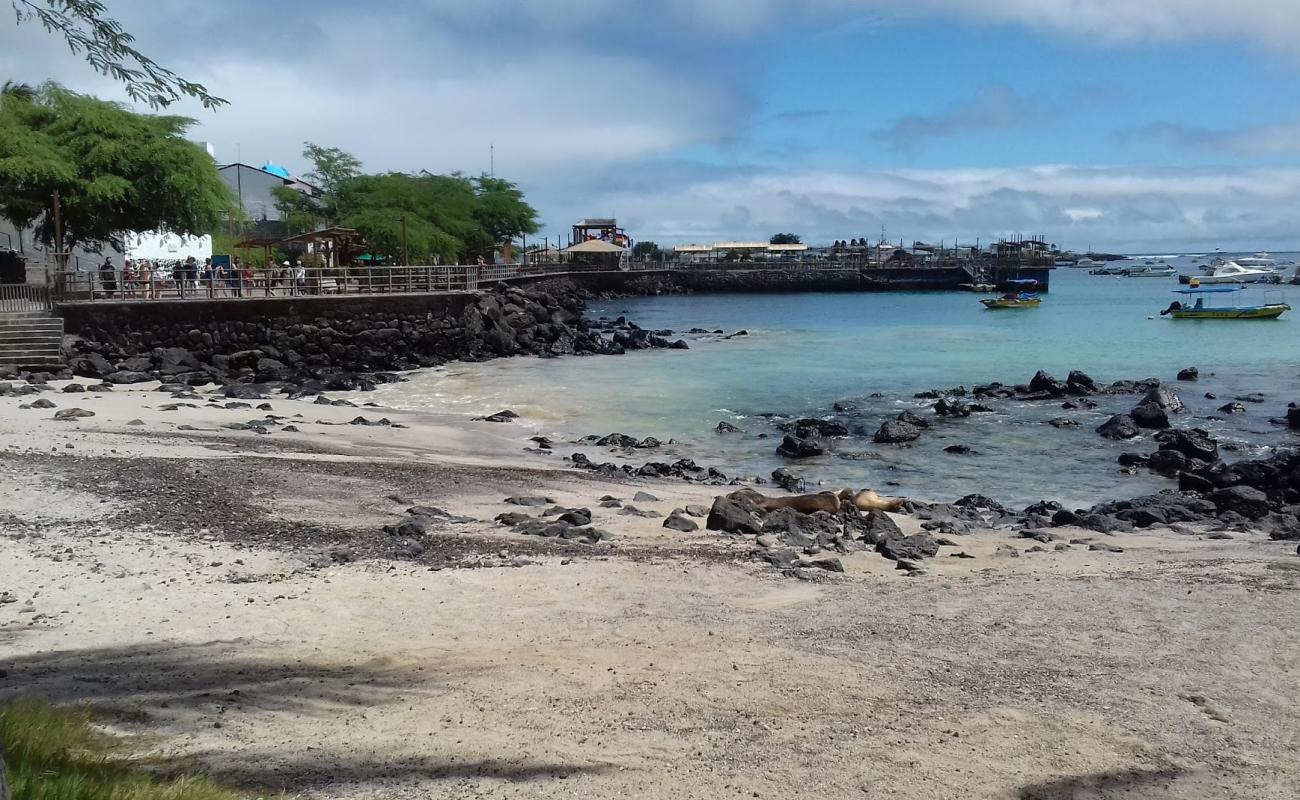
(338, 172), (477, 265)
(302, 142), (361, 223)
(770, 232), (801, 245)
(10, 0), (225, 108)
(471, 175), (539, 254)
(632, 241), (664, 262)
(0, 83), (233, 251)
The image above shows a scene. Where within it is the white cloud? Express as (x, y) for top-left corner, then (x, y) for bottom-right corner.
(575, 163), (1300, 251)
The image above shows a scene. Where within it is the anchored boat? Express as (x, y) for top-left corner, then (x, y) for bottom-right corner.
(1124, 263), (1176, 277)
(1159, 285), (1290, 320)
(982, 292), (1041, 309)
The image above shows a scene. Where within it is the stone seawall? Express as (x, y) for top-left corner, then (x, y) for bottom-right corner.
(57, 281), (651, 388)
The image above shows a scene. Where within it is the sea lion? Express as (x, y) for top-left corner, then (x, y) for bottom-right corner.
(729, 489), (842, 515)
(757, 492), (843, 514)
(845, 488), (906, 513)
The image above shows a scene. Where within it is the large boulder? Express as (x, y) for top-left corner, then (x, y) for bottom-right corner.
(1065, 370), (1099, 395)
(1155, 428), (1219, 463)
(1146, 449), (1188, 478)
(859, 509), (904, 545)
(877, 533), (942, 562)
(787, 418), (849, 438)
(761, 508), (841, 549)
(1177, 367), (1199, 382)
(1208, 485), (1271, 520)
(105, 370), (152, 385)
(706, 496), (763, 535)
(1130, 402), (1171, 430)
(933, 398), (971, 417)
(1141, 384), (1185, 413)
(776, 434), (827, 459)
(1288, 404), (1300, 430)
(875, 420), (922, 444)
(71, 352), (115, 379)
(1029, 370), (1066, 396)
(1097, 414), (1141, 440)
(158, 347), (201, 375)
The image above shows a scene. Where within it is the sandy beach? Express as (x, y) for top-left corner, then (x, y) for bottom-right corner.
(3, 380), (1300, 799)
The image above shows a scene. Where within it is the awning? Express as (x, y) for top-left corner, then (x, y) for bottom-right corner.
(713, 241), (769, 250)
(674, 244), (712, 253)
(564, 239), (627, 254)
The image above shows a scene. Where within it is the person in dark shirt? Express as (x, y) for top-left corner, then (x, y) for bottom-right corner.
(99, 257), (117, 299)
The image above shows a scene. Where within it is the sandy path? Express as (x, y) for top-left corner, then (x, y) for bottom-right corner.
(2, 383), (1299, 799)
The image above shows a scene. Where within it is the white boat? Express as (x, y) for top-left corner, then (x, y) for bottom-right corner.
(1124, 264), (1176, 277)
(1235, 252), (1276, 268)
(1196, 261), (1277, 284)
(1074, 257), (1108, 269)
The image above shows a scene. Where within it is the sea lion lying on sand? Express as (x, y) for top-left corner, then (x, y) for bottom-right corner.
(728, 488), (906, 515)
(841, 488), (906, 513)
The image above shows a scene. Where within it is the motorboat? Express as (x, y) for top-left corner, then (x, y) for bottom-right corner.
(1196, 261), (1278, 284)
(982, 292), (1041, 309)
(1159, 285), (1290, 320)
(1074, 257), (1108, 269)
(1235, 252), (1278, 268)
(960, 282), (998, 292)
(1089, 265), (1127, 275)
(1124, 263), (1176, 277)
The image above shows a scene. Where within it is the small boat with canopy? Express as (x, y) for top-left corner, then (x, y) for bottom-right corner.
(1159, 284), (1290, 320)
(982, 280), (1042, 309)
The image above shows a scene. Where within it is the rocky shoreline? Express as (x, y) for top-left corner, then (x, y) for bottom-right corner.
(49, 282), (691, 391)
(6, 289), (1299, 580)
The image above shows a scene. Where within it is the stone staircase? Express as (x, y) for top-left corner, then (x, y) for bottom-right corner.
(0, 311), (65, 368)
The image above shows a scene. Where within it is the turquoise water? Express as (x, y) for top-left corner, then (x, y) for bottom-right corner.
(381, 260), (1300, 508)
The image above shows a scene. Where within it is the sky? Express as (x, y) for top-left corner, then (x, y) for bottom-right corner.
(6, 0), (1300, 252)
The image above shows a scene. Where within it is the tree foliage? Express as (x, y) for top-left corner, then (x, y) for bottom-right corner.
(275, 143), (540, 264)
(632, 240), (664, 261)
(10, 0), (225, 108)
(770, 232), (802, 245)
(0, 82), (233, 250)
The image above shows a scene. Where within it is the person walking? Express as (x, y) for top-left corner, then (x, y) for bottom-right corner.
(150, 260), (165, 299)
(121, 259), (137, 299)
(293, 260), (307, 295)
(201, 258), (214, 297)
(137, 260), (153, 299)
(184, 255), (199, 296)
(230, 257), (244, 297)
(98, 257), (117, 299)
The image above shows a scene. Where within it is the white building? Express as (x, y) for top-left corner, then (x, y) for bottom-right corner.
(123, 231), (212, 262)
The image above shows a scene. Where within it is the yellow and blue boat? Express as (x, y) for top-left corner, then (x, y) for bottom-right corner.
(982, 293), (1041, 309)
(1159, 285), (1290, 320)
(981, 279), (1042, 309)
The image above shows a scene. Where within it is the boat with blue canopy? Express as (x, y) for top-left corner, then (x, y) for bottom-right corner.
(1159, 285), (1290, 320)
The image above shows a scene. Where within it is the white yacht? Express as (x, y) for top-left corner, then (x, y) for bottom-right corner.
(1235, 252), (1277, 268)
(1196, 261), (1277, 284)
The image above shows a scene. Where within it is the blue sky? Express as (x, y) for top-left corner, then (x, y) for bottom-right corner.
(5, 0), (1300, 251)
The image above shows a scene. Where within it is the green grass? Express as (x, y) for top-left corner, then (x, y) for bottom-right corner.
(1, 700), (242, 800)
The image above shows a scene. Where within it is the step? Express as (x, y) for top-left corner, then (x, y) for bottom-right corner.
(0, 325), (62, 333)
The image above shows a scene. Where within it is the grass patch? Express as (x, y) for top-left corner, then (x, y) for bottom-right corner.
(1, 700), (241, 800)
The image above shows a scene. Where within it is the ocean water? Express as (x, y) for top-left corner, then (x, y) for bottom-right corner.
(377, 258), (1300, 508)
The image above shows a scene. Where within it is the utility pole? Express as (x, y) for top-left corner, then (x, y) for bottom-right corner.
(490, 144), (495, 177)
(51, 190), (66, 271)
(401, 216), (409, 266)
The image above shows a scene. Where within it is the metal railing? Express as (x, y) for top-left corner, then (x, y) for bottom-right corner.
(0, 284), (52, 312)
(45, 258), (1042, 304)
(50, 265), (489, 303)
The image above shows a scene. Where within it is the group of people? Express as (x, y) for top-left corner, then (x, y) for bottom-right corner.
(97, 256), (310, 299)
